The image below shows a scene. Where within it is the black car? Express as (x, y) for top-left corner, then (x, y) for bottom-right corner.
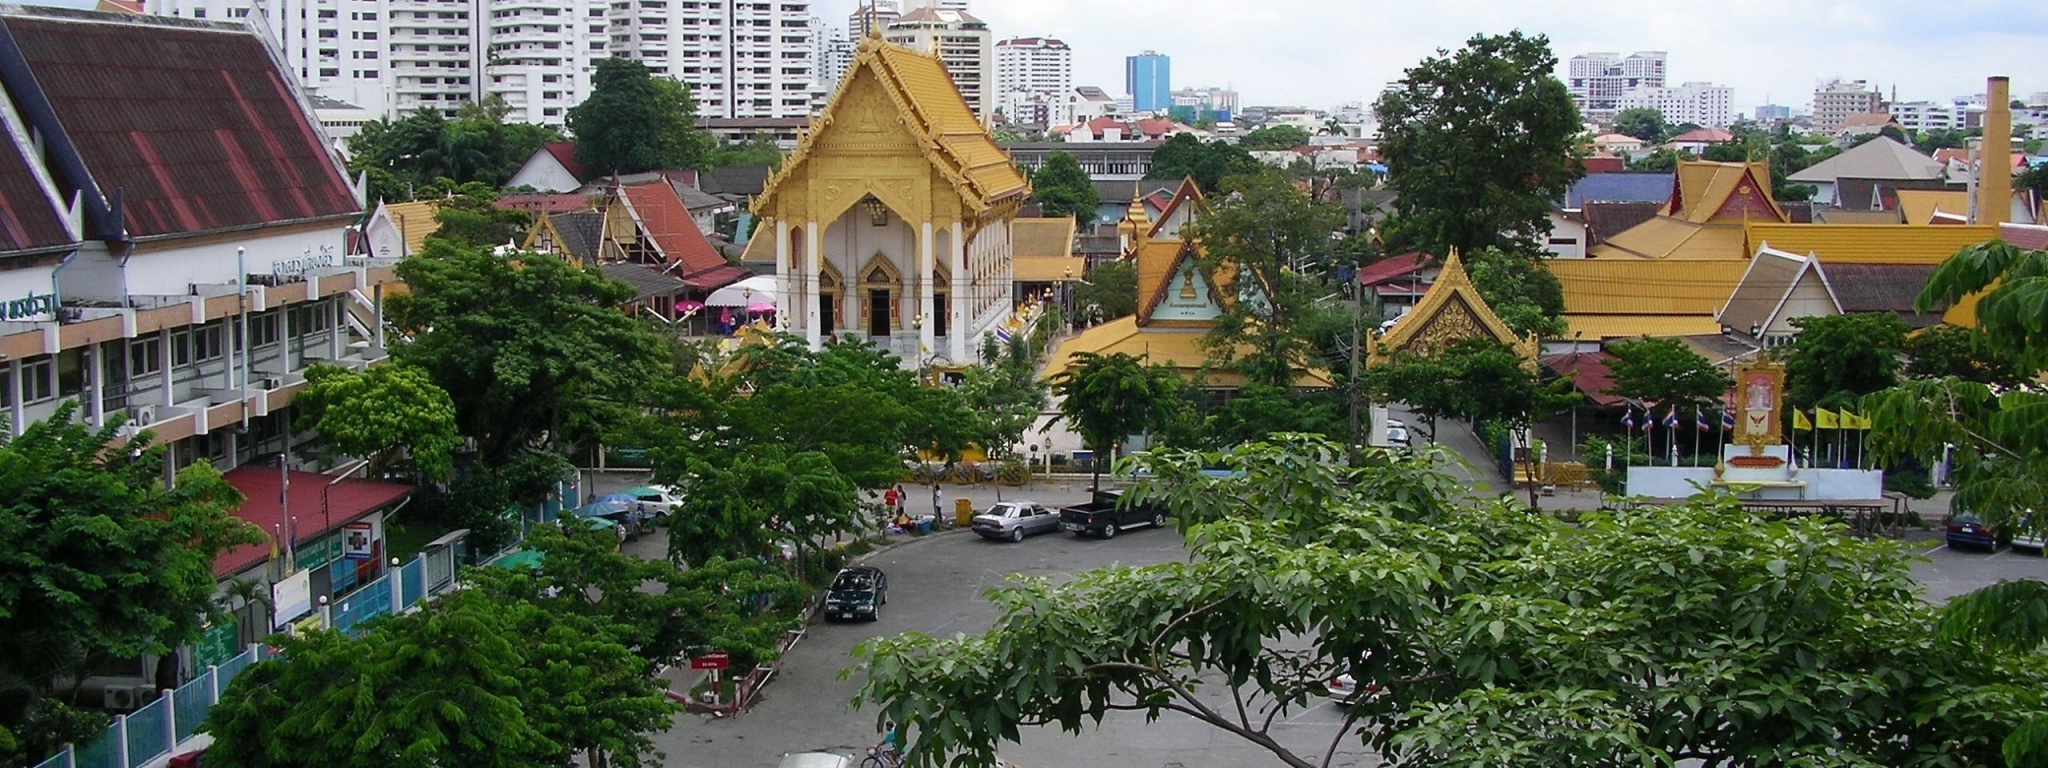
(823, 566), (888, 622)
(1946, 511), (2007, 551)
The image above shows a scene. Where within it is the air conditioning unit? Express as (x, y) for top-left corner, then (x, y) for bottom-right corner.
(262, 377), (284, 390)
(102, 686), (134, 710)
(131, 684), (159, 705)
(130, 405), (158, 425)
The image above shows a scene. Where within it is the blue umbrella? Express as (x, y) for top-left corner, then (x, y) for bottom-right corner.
(575, 500), (634, 518)
(591, 492), (637, 505)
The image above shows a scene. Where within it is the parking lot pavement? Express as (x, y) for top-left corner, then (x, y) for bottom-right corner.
(1907, 535), (2048, 603)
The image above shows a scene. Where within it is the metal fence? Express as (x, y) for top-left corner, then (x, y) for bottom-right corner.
(40, 646), (268, 768)
(30, 479), (583, 768)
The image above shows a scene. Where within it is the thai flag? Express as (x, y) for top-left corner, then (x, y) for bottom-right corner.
(1721, 410), (1736, 430)
(1621, 409), (1635, 430)
(1696, 409), (1711, 433)
(1662, 409), (1679, 430)
(994, 327), (1012, 344)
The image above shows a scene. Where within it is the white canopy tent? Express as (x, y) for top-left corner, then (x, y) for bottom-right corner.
(705, 275), (779, 308)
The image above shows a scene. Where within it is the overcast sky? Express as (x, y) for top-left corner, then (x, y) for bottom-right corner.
(818, 0), (2046, 115)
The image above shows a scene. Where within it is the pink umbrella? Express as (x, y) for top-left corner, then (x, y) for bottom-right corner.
(746, 303), (777, 313)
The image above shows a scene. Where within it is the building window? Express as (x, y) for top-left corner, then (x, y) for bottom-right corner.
(21, 359), (53, 404)
(170, 330), (192, 368)
(251, 313), (281, 348)
(129, 338), (160, 378)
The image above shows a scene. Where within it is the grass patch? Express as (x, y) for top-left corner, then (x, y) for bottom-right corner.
(384, 519), (455, 562)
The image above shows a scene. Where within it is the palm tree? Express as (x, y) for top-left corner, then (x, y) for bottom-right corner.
(1050, 352), (1182, 490)
(217, 578), (273, 646)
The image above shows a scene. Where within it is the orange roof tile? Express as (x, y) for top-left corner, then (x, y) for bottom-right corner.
(620, 182), (725, 277)
(1742, 223), (2000, 265)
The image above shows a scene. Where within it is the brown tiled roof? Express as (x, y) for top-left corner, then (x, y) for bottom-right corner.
(0, 125), (71, 253)
(1819, 262), (1943, 325)
(543, 142), (588, 181)
(621, 181), (725, 277)
(5, 12), (359, 238)
(1717, 249), (1807, 334)
(1581, 201), (1663, 246)
(2003, 223), (2048, 250)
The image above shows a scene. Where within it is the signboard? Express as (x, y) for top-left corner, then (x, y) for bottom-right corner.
(195, 618), (239, 669)
(343, 521), (377, 561)
(2, 292), (56, 321)
(272, 570), (313, 629)
(298, 533), (343, 570)
(689, 652), (731, 670)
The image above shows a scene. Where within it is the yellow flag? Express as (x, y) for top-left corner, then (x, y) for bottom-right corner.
(1816, 408), (1840, 429)
(1793, 409), (1813, 431)
(1851, 411), (1873, 430)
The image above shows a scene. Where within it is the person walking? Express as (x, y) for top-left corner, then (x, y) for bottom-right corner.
(931, 484), (943, 523)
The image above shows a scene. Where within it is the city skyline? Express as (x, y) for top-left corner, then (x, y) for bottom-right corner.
(817, 0), (2045, 116)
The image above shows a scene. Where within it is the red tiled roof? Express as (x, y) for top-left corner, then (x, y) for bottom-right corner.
(6, 15), (359, 238)
(1668, 128), (1734, 144)
(681, 264), (749, 290)
(1135, 118), (1176, 136)
(542, 142), (587, 181)
(1355, 252), (1427, 286)
(2004, 223), (2048, 251)
(1544, 352), (1625, 407)
(620, 181), (725, 277)
(0, 127), (71, 253)
(215, 467), (413, 578)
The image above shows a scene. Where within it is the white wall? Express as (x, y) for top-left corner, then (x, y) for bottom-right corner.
(127, 226), (347, 296)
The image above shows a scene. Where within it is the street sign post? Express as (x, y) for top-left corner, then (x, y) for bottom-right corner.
(689, 652), (730, 670)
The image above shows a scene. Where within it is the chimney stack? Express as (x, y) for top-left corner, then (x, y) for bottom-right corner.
(1977, 76), (2012, 226)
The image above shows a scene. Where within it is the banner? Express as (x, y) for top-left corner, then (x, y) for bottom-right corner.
(272, 570), (313, 629)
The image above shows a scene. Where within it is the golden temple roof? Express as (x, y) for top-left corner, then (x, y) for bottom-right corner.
(1743, 223), (1999, 264)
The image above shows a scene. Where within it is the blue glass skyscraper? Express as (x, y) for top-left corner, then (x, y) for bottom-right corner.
(1125, 51), (1170, 113)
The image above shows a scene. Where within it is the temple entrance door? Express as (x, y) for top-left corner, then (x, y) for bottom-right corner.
(868, 289), (891, 336)
(934, 293), (948, 338)
(820, 293), (836, 335)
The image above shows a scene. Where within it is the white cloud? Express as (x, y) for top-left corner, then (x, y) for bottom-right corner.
(819, 0), (2046, 113)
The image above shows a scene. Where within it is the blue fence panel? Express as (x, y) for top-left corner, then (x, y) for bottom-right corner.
(73, 731), (115, 768)
(172, 672), (213, 742)
(124, 699), (170, 768)
(217, 646), (259, 687)
(332, 574), (392, 635)
(31, 747), (70, 768)
(399, 558), (426, 609)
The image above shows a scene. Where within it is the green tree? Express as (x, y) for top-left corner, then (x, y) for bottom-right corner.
(292, 363), (461, 480)
(1237, 124), (1311, 151)
(1626, 147), (1683, 171)
(2018, 164), (2048, 202)
(1202, 385), (1343, 447)
(0, 406), (258, 766)
(424, 182), (533, 250)
(1147, 134), (1260, 193)
(1461, 247), (1566, 337)
(851, 435), (2036, 768)
(705, 132), (787, 169)
(1780, 313), (1910, 409)
(1439, 339), (1580, 507)
(1070, 260), (1137, 325)
(1903, 323), (2028, 387)
(1361, 352), (1464, 443)
(390, 240), (665, 463)
(1187, 170), (1344, 387)
(569, 59), (706, 174)
(1050, 352), (1183, 489)
(346, 102), (563, 203)
(1374, 32), (1584, 256)
(668, 446), (858, 571)
(1029, 151), (1098, 225)
(1609, 107), (1666, 142)
(1603, 336), (1733, 412)
(1912, 127), (1968, 154)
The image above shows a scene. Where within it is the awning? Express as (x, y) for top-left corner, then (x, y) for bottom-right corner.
(706, 275), (779, 307)
(216, 466), (414, 577)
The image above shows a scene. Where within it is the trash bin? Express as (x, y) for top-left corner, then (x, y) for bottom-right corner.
(955, 498), (973, 527)
(916, 519), (932, 533)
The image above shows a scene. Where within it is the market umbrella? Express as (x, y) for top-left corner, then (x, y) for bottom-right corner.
(706, 275), (779, 307)
(591, 492), (637, 505)
(746, 303), (777, 313)
(574, 500), (634, 518)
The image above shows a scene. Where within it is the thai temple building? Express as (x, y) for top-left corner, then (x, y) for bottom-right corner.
(748, 34), (1029, 364)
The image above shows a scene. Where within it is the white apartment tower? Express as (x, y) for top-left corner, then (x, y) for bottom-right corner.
(1616, 81), (1734, 127)
(1888, 100), (1959, 133)
(1567, 51), (1666, 123)
(884, 8), (992, 121)
(901, 0), (970, 10)
(849, 0), (898, 38)
(994, 37), (1071, 99)
(147, 0), (815, 125)
(814, 20), (854, 88)
(1812, 79), (1884, 132)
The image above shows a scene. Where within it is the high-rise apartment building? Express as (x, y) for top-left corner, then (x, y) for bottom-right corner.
(146, 0), (816, 125)
(1754, 104), (1792, 122)
(884, 8), (992, 120)
(815, 20), (854, 88)
(1615, 81), (1733, 127)
(1812, 79), (1884, 132)
(901, 0), (969, 10)
(1566, 51), (1666, 123)
(1125, 51), (1170, 113)
(1887, 100), (1959, 133)
(994, 36), (1071, 99)
(849, 0), (898, 38)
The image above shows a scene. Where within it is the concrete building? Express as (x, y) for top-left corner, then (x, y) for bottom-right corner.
(1170, 86), (1238, 123)
(901, 0), (969, 10)
(884, 7), (993, 121)
(1126, 51), (1170, 113)
(146, 0), (815, 125)
(994, 36), (1072, 106)
(849, 0), (898, 38)
(1887, 100), (1957, 133)
(1812, 79), (1884, 132)
(1616, 81), (1733, 128)
(1567, 51), (1666, 123)
(1754, 104), (1792, 122)
(815, 22), (855, 88)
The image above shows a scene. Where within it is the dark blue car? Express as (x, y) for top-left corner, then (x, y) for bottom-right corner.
(1946, 511), (2007, 551)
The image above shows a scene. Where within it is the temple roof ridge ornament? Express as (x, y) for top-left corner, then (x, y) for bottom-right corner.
(1367, 248), (1539, 366)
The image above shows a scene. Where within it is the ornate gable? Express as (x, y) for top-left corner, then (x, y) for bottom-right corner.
(1147, 177), (1206, 240)
(1368, 250), (1539, 365)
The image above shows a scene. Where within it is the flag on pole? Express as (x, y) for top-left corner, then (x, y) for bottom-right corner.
(1695, 408), (1711, 433)
(1721, 410), (1736, 430)
(1840, 410), (1868, 430)
(1793, 409), (1813, 431)
(1621, 409), (1635, 430)
(1816, 407), (1840, 429)
(1643, 407), (1657, 432)
(1663, 409), (1680, 430)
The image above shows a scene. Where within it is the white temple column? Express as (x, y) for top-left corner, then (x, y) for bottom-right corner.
(949, 220), (967, 362)
(773, 219), (791, 331)
(919, 219), (936, 357)
(805, 219), (821, 346)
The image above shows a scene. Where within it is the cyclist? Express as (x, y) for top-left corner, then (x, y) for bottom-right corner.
(862, 721), (902, 768)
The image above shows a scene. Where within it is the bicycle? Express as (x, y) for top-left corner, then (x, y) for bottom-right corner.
(858, 743), (902, 768)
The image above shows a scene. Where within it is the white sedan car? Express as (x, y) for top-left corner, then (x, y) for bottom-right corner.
(624, 485), (685, 517)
